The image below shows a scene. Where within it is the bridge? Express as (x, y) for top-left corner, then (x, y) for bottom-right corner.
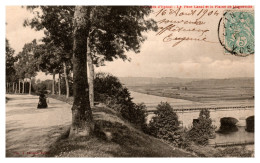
(131, 91), (254, 146)
(146, 105), (254, 128)
(146, 105), (254, 113)
(208, 140), (254, 148)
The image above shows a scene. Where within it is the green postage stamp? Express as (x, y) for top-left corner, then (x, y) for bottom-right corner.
(223, 10), (254, 56)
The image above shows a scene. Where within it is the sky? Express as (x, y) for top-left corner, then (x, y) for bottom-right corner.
(6, 6), (254, 79)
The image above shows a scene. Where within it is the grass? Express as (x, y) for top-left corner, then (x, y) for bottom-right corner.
(47, 94), (74, 105)
(45, 96), (195, 157)
(186, 143), (254, 157)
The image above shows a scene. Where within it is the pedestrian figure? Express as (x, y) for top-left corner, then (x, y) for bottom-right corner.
(37, 92), (48, 109)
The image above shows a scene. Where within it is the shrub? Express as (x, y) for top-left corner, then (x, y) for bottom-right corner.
(186, 109), (216, 145)
(146, 102), (184, 146)
(121, 103), (147, 128)
(94, 72), (124, 102)
(94, 72), (147, 128)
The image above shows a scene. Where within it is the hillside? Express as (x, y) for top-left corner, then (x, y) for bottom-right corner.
(119, 77), (194, 86)
(46, 104), (195, 157)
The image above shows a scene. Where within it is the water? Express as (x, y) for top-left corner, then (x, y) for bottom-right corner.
(130, 91), (200, 108)
(209, 126), (254, 145)
(177, 109), (254, 128)
(130, 91), (254, 145)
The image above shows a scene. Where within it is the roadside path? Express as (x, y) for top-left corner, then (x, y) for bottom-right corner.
(6, 94), (72, 157)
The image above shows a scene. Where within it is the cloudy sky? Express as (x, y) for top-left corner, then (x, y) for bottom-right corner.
(6, 6), (254, 79)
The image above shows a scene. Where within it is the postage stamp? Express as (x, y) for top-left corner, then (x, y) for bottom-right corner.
(223, 10), (254, 56)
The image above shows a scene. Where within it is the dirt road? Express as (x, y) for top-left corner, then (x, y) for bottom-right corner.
(6, 94), (72, 157)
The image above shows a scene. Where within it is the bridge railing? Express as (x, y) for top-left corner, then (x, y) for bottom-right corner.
(146, 105), (254, 113)
(208, 140), (254, 148)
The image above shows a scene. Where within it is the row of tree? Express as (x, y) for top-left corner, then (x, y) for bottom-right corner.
(6, 37), (72, 96)
(6, 6), (157, 138)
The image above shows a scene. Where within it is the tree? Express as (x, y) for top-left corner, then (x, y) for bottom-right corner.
(14, 59), (26, 94)
(25, 6), (74, 98)
(69, 6), (94, 137)
(147, 102), (180, 141)
(25, 6), (158, 138)
(186, 109), (216, 145)
(33, 38), (63, 95)
(94, 72), (147, 128)
(6, 39), (17, 93)
(85, 6), (158, 106)
(62, 61), (71, 98)
(16, 40), (38, 94)
(25, 6), (158, 105)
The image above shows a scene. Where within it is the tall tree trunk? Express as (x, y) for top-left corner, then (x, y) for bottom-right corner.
(63, 61), (70, 98)
(19, 80), (21, 93)
(68, 70), (71, 77)
(87, 47), (94, 107)
(69, 6), (93, 138)
(52, 70), (55, 95)
(15, 83), (17, 94)
(29, 78), (32, 95)
(58, 73), (61, 96)
(12, 82), (15, 93)
(6, 83), (9, 93)
(22, 80), (25, 94)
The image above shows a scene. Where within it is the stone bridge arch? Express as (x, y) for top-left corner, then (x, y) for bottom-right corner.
(172, 108), (254, 129)
(245, 116), (254, 132)
(209, 109), (254, 129)
(218, 117), (239, 133)
(147, 107), (254, 130)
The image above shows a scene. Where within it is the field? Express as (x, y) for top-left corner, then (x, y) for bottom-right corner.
(120, 77), (254, 104)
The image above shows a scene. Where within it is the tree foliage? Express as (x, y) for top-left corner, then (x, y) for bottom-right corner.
(25, 6), (158, 64)
(146, 102), (180, 141)
(24, 7), (74, 54)
(6, 39), (17, 83)
(15, 39), (38, 80)
(186, 109), (216, 145)
(34, 39), (63, 75)
(25, 6), (157, 137)
(94, 72), (147, 127)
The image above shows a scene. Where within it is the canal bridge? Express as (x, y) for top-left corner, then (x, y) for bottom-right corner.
(130, 91), (254, 146)
(146, 105), (254, 128)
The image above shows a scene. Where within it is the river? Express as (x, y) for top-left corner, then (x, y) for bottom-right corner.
(130, 91), (254, 145)
(130, 91), (200, 109)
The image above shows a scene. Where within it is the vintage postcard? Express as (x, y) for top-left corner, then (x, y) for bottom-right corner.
(5, 5), (254, 157)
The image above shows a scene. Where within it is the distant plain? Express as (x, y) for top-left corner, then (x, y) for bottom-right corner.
(120, 77), (254, 104)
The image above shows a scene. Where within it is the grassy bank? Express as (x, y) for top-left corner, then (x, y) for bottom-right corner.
(47, 94), (74, 105)
(47, 95), (254, 157)
(186, 143), (254, 157)
(46, 95), (195, 157)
